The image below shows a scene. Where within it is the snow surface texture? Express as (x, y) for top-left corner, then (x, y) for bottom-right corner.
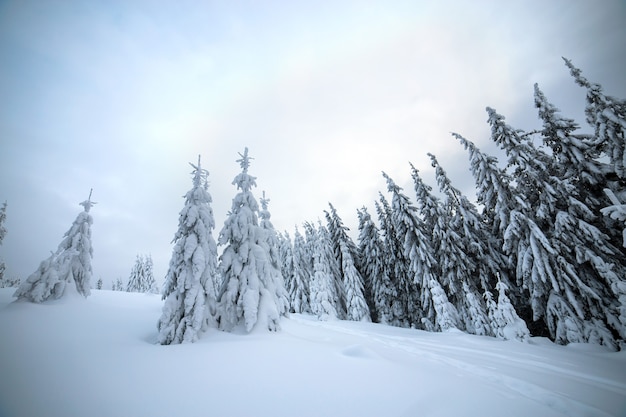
(0, 288), (624, 417)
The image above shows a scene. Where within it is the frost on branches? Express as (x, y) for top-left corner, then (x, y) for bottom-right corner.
(14, 191), (95, 302)
(157, 156), (219, 345)
(217, 148), (288, 333)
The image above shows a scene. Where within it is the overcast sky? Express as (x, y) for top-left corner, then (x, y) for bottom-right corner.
(1, 0), (625, 287)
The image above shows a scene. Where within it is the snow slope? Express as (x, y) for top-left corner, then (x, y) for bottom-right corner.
(0, 288), (624, 417)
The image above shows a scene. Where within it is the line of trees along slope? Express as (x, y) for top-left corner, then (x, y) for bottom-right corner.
(279, 59), (625, 350)
(10, 59), (625, 350)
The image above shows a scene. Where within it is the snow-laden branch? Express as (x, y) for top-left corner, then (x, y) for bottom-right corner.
(601, 188), (626, 248)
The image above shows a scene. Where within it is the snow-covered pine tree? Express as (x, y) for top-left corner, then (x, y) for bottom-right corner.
(126, 254), (146, 293)
(384, 172), (457, 331)
(325, 203), (370, 322)
(306, 222), (339, 320)
(302, 222), (317, 290)
(143, 254), (157, 294)
(408, 166), (451, 329)
(318, 221), (345, 318)
(217, 148), (286, 332)
(157, 155), (219, 344)
(563, 58), (626, 253)
(111, 278), (121, 291)
(374, 194), (410, 327)
(305, 220), (345, 318)
(563, 58), (625, 180)
(258, 191), (289, 319)
(357, 207), (396, 324)
(489, 106), (623, 348)
(453, 133), (527, 317)
(277, 231), (295, 305)
(290, 227), (311, 313)
(485, 279), (530, 342)
(533, 86), (626, 347)
(428, 154), (501, 337)
(126, 254), (157, 293)
(14, 191), (95, 302)
(96, 277), (103, 290)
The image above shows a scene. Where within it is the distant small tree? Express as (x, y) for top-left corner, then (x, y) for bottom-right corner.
(14, 191), (95, 302)
(126, 254), (157, 293)
(96, 277), (103, 290)
(112, 277), (124, 291)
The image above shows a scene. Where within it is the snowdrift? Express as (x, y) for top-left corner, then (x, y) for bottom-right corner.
(0, 288), (624, 417)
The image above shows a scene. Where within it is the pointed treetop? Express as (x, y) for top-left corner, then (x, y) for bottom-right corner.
(428, 153), (450, 192)
(562, 57), (593, 89)
(382, 171), (402, 193)
(236, 147), (254, 173)
(80, 188), (97, 212)
(190, 154), (209, 189)
(260, 190), (270, 211)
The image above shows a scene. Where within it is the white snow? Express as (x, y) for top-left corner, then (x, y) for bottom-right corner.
(0, 288), (625, 417)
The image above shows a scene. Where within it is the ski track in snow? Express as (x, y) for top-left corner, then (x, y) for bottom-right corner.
(289, 315), (626, 417)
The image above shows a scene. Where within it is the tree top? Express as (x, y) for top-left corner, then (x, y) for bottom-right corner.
(80, 189), (97, 212)
(236, 147), (254, 173)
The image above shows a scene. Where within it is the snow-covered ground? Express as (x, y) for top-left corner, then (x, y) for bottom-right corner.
(0, 288), (624, 417)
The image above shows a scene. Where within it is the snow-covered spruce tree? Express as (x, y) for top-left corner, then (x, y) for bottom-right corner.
(126, 254), (158, 293)
(114, 277), (124, 291)
(96, 277), (103, 290)
(14, 191), (95, 302)
(563, 59), (626, 252)
(307, 220), (345, 318)
(325, 203), (370, 322)
(217, 148), (287, 332)
(564, 58), (625, 180)
(126, 254), (145, 292)
(143, 254), (157, 294)
(290, 227), (311, 313)
(489, 107), (623, 348)
(277, 231), (295, 304)
(258, 191), (290, 318)
(485, 279), (530, 342)
(318, 221), (346, 318)
(532, 86), (626, 346)
(157, 156), (219, 345)
(384, 172), (457, 331)
(374, 194), (410, 327)
(0, 201), (6, 284)
(453, 133), (529, 318)
(409, 166), (453, 329)
(357, 206), (396, 324)
(305, 222), (339, 320)
(428, 154), (505, 337)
